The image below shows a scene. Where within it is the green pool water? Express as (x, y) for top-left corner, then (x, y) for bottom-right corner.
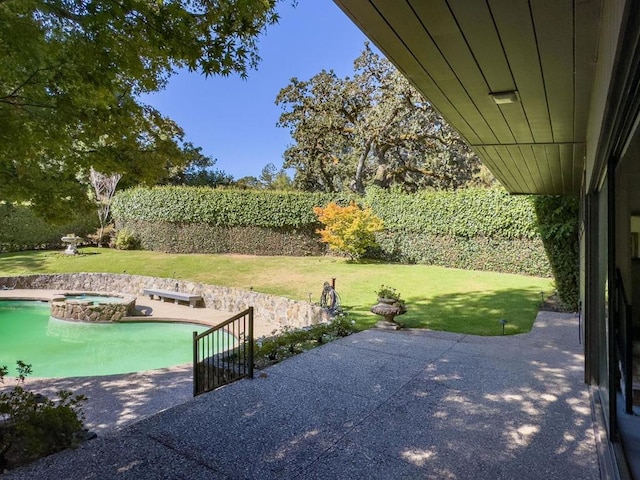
(0, 301), (234, 378)
(61, 294), (125, 303)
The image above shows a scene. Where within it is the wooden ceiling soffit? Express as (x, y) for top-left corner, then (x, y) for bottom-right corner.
(333, 0), (600, 195)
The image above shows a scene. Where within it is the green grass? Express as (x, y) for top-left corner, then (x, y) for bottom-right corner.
(0, 248), (554, 336)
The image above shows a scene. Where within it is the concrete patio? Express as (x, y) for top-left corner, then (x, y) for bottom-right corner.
(2, 310), (600, 479)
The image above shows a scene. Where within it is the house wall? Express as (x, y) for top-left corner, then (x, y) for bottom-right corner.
(581, 2), (640, 477)
(582, 0), (627, 394)
(585, 0), (628, 191)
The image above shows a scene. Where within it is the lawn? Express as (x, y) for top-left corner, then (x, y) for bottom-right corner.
(0, 248), (554, 336)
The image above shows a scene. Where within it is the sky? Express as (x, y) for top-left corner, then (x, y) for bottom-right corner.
(141, 1), (371, 180)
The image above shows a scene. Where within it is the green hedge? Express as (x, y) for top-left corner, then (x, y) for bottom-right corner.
(0, 204), (98, 252)
(111, 187), (352, 227)
(373, 232), (550, 276)
(1, 189), (577, 288)
(111, 186), (554, 277)
(533, 195), (579, 308)
(115, 220), (325, 256)
(112, 186), (538, 236)
(362, 187), (538, 239)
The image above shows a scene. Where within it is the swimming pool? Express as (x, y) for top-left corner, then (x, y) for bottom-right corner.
(0, 301), (235, 378)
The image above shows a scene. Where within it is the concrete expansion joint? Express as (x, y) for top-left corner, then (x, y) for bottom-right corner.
(146, 431), (222, 475)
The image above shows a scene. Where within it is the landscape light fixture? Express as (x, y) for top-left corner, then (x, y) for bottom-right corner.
(490, 91), (519, 105)
(499, 319), (508, 335)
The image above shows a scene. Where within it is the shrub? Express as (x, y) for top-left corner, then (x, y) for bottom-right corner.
(114, 228), (140, 250)
(314, 201), (384, 259)
(0, 204), (98, 253)
(253, 314), (356, 368)
(114, 221), (326, 256)
(533, 195), (579, 309)
(86, 223), (116, 247)
(376, 285), (402, 301)
(372, 232), (551, 276)
(0, 361), (87, 470)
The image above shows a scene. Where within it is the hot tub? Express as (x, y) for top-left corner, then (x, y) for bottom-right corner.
(50, 292), (137, 322)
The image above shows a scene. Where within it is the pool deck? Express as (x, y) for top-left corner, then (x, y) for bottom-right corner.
(1, 309), (601, 480)
(0, 288), (282, 436)
(0, 289), (281, 337)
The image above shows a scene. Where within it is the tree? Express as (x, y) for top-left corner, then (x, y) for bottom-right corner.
(230, 164), (294, 190)
(1, 0), (281, 219)
(88, 167), (122, 246)
(276, 44), (488, 193)
(259, 163), (294, 190)
(234, 176), (262, 190)
(270, 170), (295, 191)
(276, 72), (356, 192)
(163, 152), (234, 188)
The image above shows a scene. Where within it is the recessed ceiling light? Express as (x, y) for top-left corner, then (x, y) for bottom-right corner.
(490, 91), (519, 105)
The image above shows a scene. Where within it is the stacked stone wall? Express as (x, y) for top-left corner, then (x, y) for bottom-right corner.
(49, 293), (136, 322)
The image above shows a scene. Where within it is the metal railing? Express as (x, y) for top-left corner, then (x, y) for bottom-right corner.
(614, 269), (633, 414)
(193, 307), (254, 396)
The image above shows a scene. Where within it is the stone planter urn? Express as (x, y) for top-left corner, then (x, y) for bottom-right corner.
(371, 297), (407, 330)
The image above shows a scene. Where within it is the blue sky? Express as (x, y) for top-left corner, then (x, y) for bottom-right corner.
(141, 1), (370, 180)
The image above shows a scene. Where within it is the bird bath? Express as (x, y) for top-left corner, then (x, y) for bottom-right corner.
(61, 234), (82, 255)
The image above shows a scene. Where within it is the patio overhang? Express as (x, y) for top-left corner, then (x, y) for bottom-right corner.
(332, 0), (603, 195)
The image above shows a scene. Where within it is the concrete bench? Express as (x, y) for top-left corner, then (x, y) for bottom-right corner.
(142, 288), (202, 308)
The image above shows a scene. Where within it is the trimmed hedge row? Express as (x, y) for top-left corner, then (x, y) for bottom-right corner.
(0, 188), (578, 304)
(1, 186), (577, 305)
(110, 186), (552, 278)
(111, 187), (352, 227)
(363, 187), (538, 239)
(0, 204), (98, 252)
(113, 187), (539, 239)
(115, 221), (325, 256)
(373, 232), (550, 277)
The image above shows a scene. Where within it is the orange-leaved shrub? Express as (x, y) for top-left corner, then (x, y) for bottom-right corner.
(313, 201), (383, 259)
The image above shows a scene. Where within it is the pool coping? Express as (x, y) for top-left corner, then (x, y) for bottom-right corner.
(0, 289), (280, 336)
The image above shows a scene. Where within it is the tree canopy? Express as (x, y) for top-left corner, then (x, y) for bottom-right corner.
(234, 163), (293, 190)
(258, 163), (294, 190)
(1, 0), (280, 220)
(276, 44), (491, 193)
(162, 155), (234, 188)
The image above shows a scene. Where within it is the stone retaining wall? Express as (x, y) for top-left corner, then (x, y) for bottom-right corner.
(0, 274), (331, 330)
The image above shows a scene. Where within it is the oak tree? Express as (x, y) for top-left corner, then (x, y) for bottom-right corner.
(276, 44), (488, 193)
